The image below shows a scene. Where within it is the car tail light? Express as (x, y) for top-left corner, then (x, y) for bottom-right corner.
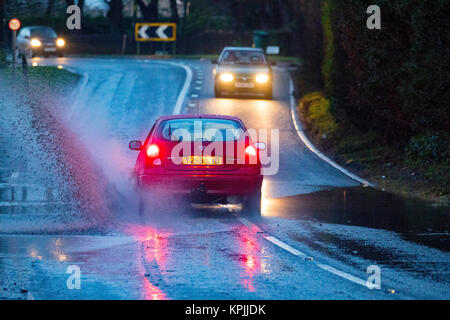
(146, 144), (159, 158)
(245, 145), (257, 156)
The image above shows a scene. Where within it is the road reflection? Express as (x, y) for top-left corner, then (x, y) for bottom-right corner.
(233, 223), (270, 293)
(125, 224), (168, 300)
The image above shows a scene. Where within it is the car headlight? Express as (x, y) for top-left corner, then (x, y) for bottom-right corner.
(219, 73), (234, 82)
(255, 74), (269, 83)
(30, 39), (42, 47)
(56, 38), (65, 47)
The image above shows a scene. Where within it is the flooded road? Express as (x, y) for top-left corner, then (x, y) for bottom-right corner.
(264, 187), (449, 251)
(0, 57), (448, 299)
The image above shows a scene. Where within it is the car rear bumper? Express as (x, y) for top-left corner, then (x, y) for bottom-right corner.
(138, 173), (263, 196)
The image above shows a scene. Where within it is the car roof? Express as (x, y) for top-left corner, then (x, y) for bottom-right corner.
(222, 47), (263, 52)
(157, 114), (242, 122)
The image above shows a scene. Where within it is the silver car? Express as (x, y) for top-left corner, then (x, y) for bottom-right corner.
(16, 26), (65, 59)
(212, 47), (275, 99)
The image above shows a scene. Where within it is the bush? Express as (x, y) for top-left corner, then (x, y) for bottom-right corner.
(299, 92), (337, 140)
(406, 133), (450, 163)
(322, 0), (450, 144)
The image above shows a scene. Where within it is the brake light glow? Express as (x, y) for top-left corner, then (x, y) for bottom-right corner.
(146, 144), (159, 158)
(245, 146), (257, 156)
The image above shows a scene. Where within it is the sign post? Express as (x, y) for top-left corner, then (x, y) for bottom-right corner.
(9, 18), (21, 68)
(135, 22), (177, 55)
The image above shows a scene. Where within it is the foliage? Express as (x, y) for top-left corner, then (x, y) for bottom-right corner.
(322, 0), (449, 144)
(298, 92), (337, 142)
(321, 0), (335, 98)
(406, 133), (450, 163)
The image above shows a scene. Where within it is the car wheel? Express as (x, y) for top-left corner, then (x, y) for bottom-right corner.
(263, 89), (273, 100)
(242, 190), (261, 217)
(214, 86), (222, 98)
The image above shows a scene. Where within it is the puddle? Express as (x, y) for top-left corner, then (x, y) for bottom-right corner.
(264, 187), (449, 251)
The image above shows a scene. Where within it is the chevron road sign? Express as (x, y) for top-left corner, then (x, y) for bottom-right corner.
(135, 23), (176, 42)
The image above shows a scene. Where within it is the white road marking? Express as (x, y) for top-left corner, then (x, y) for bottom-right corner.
(191, 94), (199, 98)
(316, 262), (368, 287)
(237, 217), (262, 231)
(279, 68), (373, 187)
(265, 236), (307, 257)
(238, 217), (371, 289)
(151, 61), (193, 115)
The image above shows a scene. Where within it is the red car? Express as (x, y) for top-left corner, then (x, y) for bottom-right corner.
(129, 114), (264, 216)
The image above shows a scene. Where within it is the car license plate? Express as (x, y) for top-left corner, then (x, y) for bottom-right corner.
(44, 47), (57, 52)
(182, 156), (223, 165)
(235, 82), (254, 88)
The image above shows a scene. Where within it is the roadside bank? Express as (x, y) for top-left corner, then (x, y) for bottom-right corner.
(292, 68), (448, 205)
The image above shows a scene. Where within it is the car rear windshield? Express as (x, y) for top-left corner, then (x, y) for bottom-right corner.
(157, 119), (244, 142)
(220, 50), (267, 66)
(31, 27), (57, 38)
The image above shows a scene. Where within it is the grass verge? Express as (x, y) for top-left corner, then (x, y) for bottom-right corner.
(1, 65), (80, 94)
(294, 71), (449, 205)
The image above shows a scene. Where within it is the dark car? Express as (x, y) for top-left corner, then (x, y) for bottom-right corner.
(129, 114), (265, 216)
(16, 26), (65, 59)
(212, 47), (275, 99)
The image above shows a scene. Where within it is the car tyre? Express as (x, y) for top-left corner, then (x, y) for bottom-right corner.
(263, 88), (273, 100)
(214, 86), (222, 98)
(242, 190), (261, 218)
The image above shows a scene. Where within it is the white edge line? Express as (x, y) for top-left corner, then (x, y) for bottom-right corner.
(150, 61), (193, 115)
(282, 69), (373, 187)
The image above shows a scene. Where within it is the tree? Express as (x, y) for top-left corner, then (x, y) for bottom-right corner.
(136, 0), (158, 20)
(103, 0), (124, 29)
(0, 0), (4, 49)
(46, 0), (55, 16)
(169, 0), (178, 23)
(64, 0), (85, 15)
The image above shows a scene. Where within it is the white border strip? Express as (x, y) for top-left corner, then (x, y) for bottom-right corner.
(286, 73), (373, 187)
(240, 217), (370, 289)
(265, 236), (307, 257)
(147, 61), (193, 115)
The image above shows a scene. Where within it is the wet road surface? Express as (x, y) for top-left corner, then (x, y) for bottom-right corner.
(0, 57), (448, 299)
